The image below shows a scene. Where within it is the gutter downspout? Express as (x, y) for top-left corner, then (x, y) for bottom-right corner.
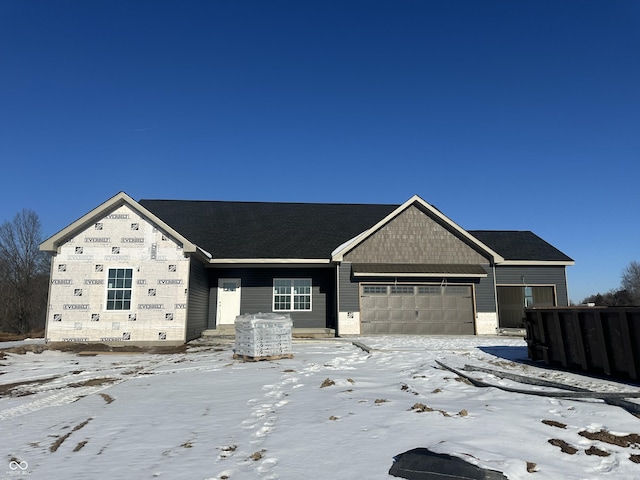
(492, 263), (499, 333)
(335, 263), (340, 337)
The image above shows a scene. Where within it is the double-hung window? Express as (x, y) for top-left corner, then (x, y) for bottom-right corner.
(273, 279), (311, 311)
(107, 268), (133, 310)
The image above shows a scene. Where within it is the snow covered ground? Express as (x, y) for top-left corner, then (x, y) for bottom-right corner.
(2, 336), (640, 480)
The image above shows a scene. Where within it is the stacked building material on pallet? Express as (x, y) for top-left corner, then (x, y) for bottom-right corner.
(234, 313), (293, 360)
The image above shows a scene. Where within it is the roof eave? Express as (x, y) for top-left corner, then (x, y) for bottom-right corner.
(497, 260), (575, 266)
(208, 258), (331, 265)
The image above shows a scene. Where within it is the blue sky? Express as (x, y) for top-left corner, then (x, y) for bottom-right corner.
(1, 1), (638, 303)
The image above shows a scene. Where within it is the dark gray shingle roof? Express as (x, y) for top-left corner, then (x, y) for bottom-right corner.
(138, 199), (572, 262)
(139, 199), (397, 259)
(469, 230), (573, 262)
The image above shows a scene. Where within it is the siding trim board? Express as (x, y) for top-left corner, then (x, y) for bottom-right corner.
(352, 263), (488, 277)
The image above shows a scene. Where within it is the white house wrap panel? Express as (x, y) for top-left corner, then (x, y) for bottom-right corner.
(45, 204), (190, 344)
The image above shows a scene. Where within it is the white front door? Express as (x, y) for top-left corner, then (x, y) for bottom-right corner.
(216, 278), (241, 325)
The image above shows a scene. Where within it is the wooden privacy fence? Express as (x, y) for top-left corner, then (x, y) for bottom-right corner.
(524, 306), (640, 381)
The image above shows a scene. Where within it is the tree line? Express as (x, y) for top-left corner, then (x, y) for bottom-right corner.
(0, 209), (50, 334)
(580, 261), (640, 306)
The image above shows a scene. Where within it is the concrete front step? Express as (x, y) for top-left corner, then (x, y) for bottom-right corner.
(291, 328), (336, 339)
(201, 327), (335, 339)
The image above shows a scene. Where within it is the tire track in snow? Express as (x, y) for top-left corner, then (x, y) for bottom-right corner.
(0, 353), (180, 420)
(0, 383), (120, 420)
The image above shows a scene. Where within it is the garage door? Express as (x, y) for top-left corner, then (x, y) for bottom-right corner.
(497, 286), (555, 329)
(360, 284), (475, 335)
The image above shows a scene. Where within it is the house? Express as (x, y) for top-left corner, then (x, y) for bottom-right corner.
(40, 192), (573, 345)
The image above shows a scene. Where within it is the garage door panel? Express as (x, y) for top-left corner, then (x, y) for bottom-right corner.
(447, 322), (474, 335)
(416, 323), (434, 334)
(443, 323), (459, 335)
(361, 297), (377, 310)
(361, 283), (475, 335)
(403, 323), (418, 334)
(446, 286), (471, 295)
(389, 322), (406, 334)
(388, 297), (404, 309)
(401, 296), (416, 309)
(376, 323), (391, 334)
(458, 295), (472, 307)
(417, 310), (436, 322)
(374, 297), (389, 309)
(443, 310), (459, 322)
(415, 296), (431, 309)
(444, 296), (462, 309)
(402, 309), (417, 322)
(430, 297), (445, 309)
(364, 322), (378, 334)
(437, 323), (448, 335)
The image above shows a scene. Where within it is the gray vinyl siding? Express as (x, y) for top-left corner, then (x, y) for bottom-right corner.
(338, 262), (359, 312)
(208, 267), (335, 329)
(494, 265), (569, 306)
(185, 258), (209, 341)
(474, 264), (497, 313)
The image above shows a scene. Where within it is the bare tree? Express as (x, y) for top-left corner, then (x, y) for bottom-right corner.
(0, 209), (50, 334)
(582, 289), (634, 307)
(621, 261), (640, 306)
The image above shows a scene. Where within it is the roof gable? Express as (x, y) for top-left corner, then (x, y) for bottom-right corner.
(40, 192), (199, 255)
(341, 204), (490, 264)
(331, 195), (504, 263)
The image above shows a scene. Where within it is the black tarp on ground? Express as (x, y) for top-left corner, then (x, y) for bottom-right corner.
(389, 448), (508, 480)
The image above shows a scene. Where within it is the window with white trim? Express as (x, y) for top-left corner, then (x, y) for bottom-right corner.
(106, 268), (133, 310)
(273, 279), (311, 311)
